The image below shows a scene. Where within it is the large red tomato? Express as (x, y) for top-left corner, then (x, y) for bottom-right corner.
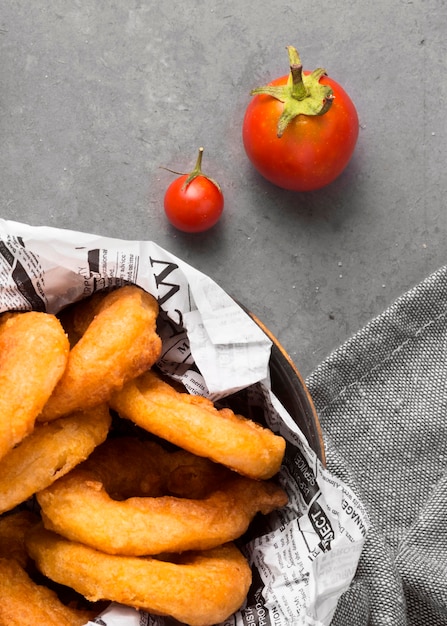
(242, 47), (359, 191)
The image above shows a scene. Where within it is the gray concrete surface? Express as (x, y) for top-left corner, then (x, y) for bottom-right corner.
(1, 1), (446, 378)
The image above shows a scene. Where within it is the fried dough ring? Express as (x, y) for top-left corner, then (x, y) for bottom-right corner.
(53, 436), (232, 500)
(0, 510), (40, 568)
(110, 370), (286, 479)
(37, 437), (288, 555)
(27, 526), (252, 626)
(0, 558), (96, 626)
(0, 512), (96, 625)
(0, 404), (111, 514)
(0, 311), (69, 460)
(39, 286), (162, 422)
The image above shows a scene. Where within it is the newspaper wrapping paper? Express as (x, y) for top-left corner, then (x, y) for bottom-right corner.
(0, 219), (370, 626)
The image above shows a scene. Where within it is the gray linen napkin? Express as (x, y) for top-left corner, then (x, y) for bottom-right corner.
(306, 266), (447, 625)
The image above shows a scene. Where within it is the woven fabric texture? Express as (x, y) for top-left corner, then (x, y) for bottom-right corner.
(306, 266), (447, 625)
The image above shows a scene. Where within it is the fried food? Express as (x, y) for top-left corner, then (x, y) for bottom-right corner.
(0, 557), (96, 626)
(0, 510), (39, 568)
(26, 525), (252, 626)
(39, 286), (162, 422)
(0, 405), (111, 514)
(37, 437), (288, 555)
(0, 311), (69, 460)
(49, 436), (230, 501)
(110, 370), (286, 479)
(0, 512), (95, 625)
(0, 285), (287, 623)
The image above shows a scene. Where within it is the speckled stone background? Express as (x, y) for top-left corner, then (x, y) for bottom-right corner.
(1, 0), (446, 378)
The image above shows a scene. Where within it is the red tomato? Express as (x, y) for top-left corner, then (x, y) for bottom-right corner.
(242, 66), (359, 192)
(164, 175), (223, 233)
(164, 148), (224, 233)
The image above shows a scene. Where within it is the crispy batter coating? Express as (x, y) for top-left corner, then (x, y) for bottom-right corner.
(0, 511), (94, 624)
(111, 370), (286, 479)
(39, 286), (162, 422)
(0, 404), (111, 514)
(37, 437), (288, 555)
(0, 510), (39, 568)
(0, 557), (96, 626)
(0, 311), (69, 460)
(27, 526), (252, 626)
(56, 436), (230, 500)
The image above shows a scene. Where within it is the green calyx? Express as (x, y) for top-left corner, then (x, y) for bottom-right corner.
(251, 46), (335, 138)
(182, 147), (221, 192)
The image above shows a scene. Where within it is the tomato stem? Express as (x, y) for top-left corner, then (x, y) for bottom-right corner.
(184, 147), (205, 186)
(287, 46), (309, 101)
(182, 147), (222, 192)
(289, 63), (308, 100)
(250, 45), (335, 138)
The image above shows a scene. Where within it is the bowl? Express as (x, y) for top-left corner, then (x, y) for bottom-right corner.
(248, 311), (326, 465)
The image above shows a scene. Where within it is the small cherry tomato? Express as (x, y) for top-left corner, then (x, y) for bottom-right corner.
(242, 46), (359, 191)
(163, 148), (224, 233)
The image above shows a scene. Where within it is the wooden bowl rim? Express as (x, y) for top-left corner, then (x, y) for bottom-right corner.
(248, 310), (326, 466)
